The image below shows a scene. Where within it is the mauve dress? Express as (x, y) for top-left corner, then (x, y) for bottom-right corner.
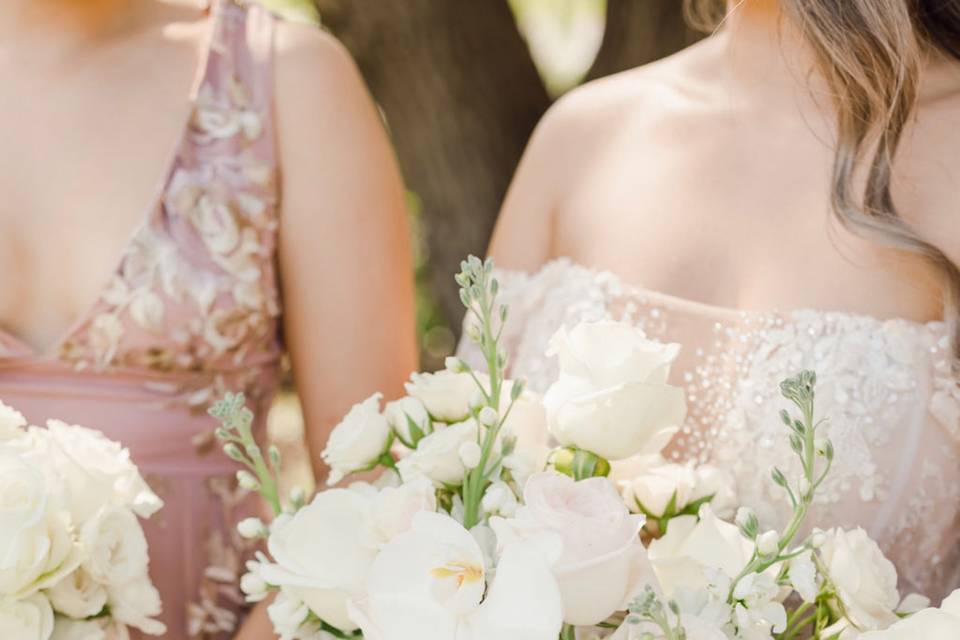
(0, 2), (282, 637)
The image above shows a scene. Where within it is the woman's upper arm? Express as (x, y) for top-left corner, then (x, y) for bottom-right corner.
(274, 24), (417, 475)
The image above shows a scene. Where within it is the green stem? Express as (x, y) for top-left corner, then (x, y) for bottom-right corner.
(781, 611), (817, 640)
(560, 623), (576, 640)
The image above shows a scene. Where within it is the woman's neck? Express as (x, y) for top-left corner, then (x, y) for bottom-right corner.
(0, 0), (155, 49)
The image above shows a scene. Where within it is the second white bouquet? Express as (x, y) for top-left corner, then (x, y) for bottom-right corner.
(0, 404), (165, 640)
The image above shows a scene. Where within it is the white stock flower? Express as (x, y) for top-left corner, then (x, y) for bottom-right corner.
(80, 507), (149, 587)
(322, 394), (391, 486)
(396, 420), (478, 487)
(239, 551), (272, 604)
(405, 370), (477, 423)
(622, 463), (697, 518)
(50, 617), (109, 640)
(458, 442), (482, 470)
(819, 527), (900, 632)
(37, 421), (162, 523)
(543, 321), (687, 460)
(0, 451), (80, 598)
(482, 481), (518, 517)
(259, 489), (380, 631)
(107, 574), (165, 636)
(383, 396), (430, 446)
(860, 590), (960, 640)
(755, 531), (779, 557)
(0, 402), (26, 441)
(0, 593), (54, 640)
(731, 572), (787, 637)
(46, 567), (108, 619)
(267, 589), (312, 640)
(647, 505), (756, 597)
(788, 551), (818, 603)
(492, 472), (647, 626)
(500, 391), (551, 486)
(237, 517), (267, 540)
(349, 511), (564, 640)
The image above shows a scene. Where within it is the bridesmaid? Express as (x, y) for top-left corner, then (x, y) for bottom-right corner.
(0, 0), (416, 637)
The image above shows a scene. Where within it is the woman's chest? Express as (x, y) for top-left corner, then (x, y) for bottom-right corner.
(551, 122), (943, 324)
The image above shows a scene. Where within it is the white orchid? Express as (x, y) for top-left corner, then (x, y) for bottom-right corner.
(349, 511), (564, 640)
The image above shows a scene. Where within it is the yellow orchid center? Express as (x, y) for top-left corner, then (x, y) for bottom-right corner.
(430, 562), (484, 587)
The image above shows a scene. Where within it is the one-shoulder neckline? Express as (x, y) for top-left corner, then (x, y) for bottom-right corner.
(496, 257), (948, 333)
(0, 4), (223, 361)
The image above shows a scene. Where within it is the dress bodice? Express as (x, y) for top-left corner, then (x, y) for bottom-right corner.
(459, 258), (960, 601)
(0, 2), (282, 637)
(0, 0), (282, 415)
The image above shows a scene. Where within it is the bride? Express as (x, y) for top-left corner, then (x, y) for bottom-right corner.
(463, 0), (960, 601)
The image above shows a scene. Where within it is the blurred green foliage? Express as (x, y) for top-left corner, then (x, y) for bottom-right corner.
(258, 0), (605, 368)
(257, 0), (320, 24)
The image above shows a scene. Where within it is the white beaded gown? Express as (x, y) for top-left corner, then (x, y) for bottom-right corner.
(458, 258), (960, 601)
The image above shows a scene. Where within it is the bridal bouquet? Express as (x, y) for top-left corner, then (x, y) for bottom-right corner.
(212, 256), (956, 640)
(0, 405), (165, 640)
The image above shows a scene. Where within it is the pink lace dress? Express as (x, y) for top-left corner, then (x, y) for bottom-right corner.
(461, 258), (960, 602)
(0, 2), (282, 637)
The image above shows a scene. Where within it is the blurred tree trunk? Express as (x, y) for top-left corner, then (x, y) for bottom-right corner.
(587, 0), (701, 80)
(317, 0), (551, 336)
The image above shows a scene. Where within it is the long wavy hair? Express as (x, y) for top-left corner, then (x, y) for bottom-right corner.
(686, 0), (960, 365)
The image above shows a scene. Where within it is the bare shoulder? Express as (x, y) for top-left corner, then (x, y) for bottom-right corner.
(491, 40), (716, 270)
(273, 20), (360, 96)
(533, 39), (716, 155)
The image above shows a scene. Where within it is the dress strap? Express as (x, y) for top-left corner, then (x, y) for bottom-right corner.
(195, 0), (277, 155)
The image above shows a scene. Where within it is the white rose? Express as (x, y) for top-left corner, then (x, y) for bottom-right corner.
(396, 420), (478, 487)
(321, 394), (391, 486)
(80, 507), (149, 587)
(38, 421), (162, 523)
(860, 590), (960, 640)
(267, 589), (312, 640)
(543, 322), (687, 460)
(383, 396), (431, 446)
(491, 472), (646, 626)
(0, 593), (54, 640)
(368, 478), (436, 543)
(404, 370), (477, 423)
(107, 573), (165, 636)
(819, 527), (900, 632)
(0, 451), (79, 598)
(46, 567), (108, 619)
(0, 401), (26, 441)
(622, 463), (697, 519)
(259, 489), (380, 632)
(50, 618), (108, 640)
(647, 505), (755, 597)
